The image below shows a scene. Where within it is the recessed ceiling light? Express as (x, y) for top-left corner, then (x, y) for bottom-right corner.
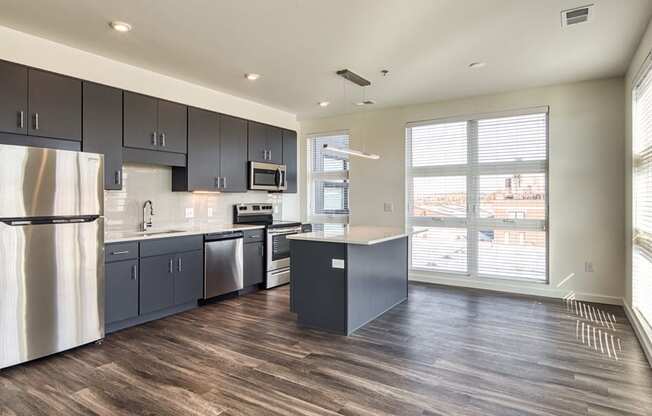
(354, 99), (376, 106)
(318, 101), (330, 107)
(109, 21), (132, 33)
(245, 73), (260, 81)
(468, 62), (486, 69)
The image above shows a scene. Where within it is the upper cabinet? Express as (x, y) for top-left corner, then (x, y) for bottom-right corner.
(124, 92), (187, 154)
(82, 82), (124, 190)
(174, 107), (220, 191)
(248, 121), (283, 164)
(172, 109), (247, 193)
(219, 114), (248, 192)
(282, 129), (297, 193)
(0, 61), (81, 141)
(28, 70), (82, 141)
(0, 61), (28, 135)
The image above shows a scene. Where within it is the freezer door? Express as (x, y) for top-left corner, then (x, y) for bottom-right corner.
(0, 218), (104, 369)
(0, 144), (103, 219)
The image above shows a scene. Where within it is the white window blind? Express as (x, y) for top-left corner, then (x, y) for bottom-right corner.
(307, 132), (350, 224)
(633, 63), (652, 328)
(406, 109), (548, 282)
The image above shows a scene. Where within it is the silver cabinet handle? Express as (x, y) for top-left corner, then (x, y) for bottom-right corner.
(131, 264), (138, 280)
(151, 131), (158, 146)
(214, 177), (220, 188)
(160, 132), (166, 147)
(259, 244), (264, 257)
(111, 250), (129, 255)
(17, 111), (24, 128)
(268, 150), (272, 160)
(115, 170), (122, 185)
(33, 113), (39, 130)
(168, 258), (173, 273)
(222, 176), (227, 189)
(177, 257), (182, 272)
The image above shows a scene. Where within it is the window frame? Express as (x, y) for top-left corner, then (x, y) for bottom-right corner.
(405, 107), (550, 283)
(632, 56), (652, 329)
(306, 130), (351, 225)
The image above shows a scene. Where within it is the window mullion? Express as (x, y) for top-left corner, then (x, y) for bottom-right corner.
(467, 120), (479, 278)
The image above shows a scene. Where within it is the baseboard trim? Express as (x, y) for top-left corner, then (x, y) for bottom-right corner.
(408, 272), (623, 305)
(622, 300), (652, 367)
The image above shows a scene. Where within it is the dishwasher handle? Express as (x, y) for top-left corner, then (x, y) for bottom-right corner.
(204, 231), (244, 242)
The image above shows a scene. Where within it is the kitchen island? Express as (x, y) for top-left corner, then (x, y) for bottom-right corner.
(287, 226), (409, 335)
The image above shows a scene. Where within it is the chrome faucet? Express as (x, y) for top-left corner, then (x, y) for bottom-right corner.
(143, 200), (154, 231)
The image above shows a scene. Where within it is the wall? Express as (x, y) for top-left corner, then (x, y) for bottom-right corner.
(0, 25), (302, 227)
(300, 77), (626, 304)
(105, 164), (285, 231)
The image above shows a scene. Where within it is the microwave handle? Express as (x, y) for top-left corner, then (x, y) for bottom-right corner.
(274, 168), (281, 187)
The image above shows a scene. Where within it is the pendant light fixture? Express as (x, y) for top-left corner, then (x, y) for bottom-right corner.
(322, 70), (381, 160)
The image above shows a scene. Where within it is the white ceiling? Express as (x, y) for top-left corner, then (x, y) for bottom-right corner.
(0, 0), (650, 120)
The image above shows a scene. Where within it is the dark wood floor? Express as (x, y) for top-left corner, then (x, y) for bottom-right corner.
(1, 283), (651, 416)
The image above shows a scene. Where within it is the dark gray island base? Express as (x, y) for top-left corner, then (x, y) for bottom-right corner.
(289, 230), (408, 336)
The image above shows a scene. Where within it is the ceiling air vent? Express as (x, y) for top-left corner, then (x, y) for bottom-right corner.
(561, 5), (593, 27)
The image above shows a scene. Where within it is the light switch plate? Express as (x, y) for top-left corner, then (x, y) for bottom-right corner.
(384, 202), (394, 212)
(185, 207), (194, 218)
(332, 259), (345, 269)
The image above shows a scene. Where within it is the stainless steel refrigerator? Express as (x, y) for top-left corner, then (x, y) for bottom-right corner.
(0, 144), (104, 369)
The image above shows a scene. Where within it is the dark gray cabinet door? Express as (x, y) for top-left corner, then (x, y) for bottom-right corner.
(105, 259), (139, 324)
(266, 125), (283, 164)
(0, 61), (28, 135)
(243, 242), (264, 287)
(28, 69), (81, 141)
(140, 254), (175, 314)
(219, 114), (247, 192)
(186, 107), (219, 191)
(124, 91), (158, 150)
(157, 100), (187, 153)
(282, 129), (297, 193)
(247, 121), (268, 162)
(82, 82), (123, 190)
(174, 250), (203, 305)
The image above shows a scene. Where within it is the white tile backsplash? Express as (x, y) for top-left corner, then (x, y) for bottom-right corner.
(105, 163), (285, 231)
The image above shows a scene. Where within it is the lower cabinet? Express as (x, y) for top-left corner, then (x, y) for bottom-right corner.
(105, 236), (203, 332)
(140, 250), (203, 315)
(243, 241), (265, 287)
(139, 254), (176, 315)
(105, 259), (139, 324)
(174, 250), (203, 305)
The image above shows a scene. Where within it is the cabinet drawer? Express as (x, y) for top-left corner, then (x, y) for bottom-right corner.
(140, 235), (203, 257)
(105, 242), (138, 262)
(243, 229), (264, 243)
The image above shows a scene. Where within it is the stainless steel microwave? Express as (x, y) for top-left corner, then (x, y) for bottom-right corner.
(249, 161), (287, 191)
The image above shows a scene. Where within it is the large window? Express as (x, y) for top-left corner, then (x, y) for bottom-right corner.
(406, 109), (548, 282)
(633, 63), (652, 329)
(307, 131), (350, 225)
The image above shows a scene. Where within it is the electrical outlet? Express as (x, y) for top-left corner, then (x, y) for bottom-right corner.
(384, 202), (394, 213)
(207, 208), (213, 217)
(185, 207), (194, 218)
(585, 261), (594, 273)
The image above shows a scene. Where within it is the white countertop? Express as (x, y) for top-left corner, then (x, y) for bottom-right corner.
(105, 223), (265, 244)
(287, 226), (411, 245)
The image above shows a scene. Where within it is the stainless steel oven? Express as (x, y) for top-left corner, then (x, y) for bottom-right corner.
(233, 203), (301, 289)
(249, 161), (287, 191)
(266, 224), (302, 287)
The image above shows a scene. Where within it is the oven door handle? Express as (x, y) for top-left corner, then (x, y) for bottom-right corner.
(268, 229), (302, 235)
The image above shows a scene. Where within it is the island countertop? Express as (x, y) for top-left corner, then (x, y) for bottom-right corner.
(287, 226), (411, 245)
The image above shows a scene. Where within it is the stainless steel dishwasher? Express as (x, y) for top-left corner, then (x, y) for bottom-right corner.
(204, 231), (244, 299)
